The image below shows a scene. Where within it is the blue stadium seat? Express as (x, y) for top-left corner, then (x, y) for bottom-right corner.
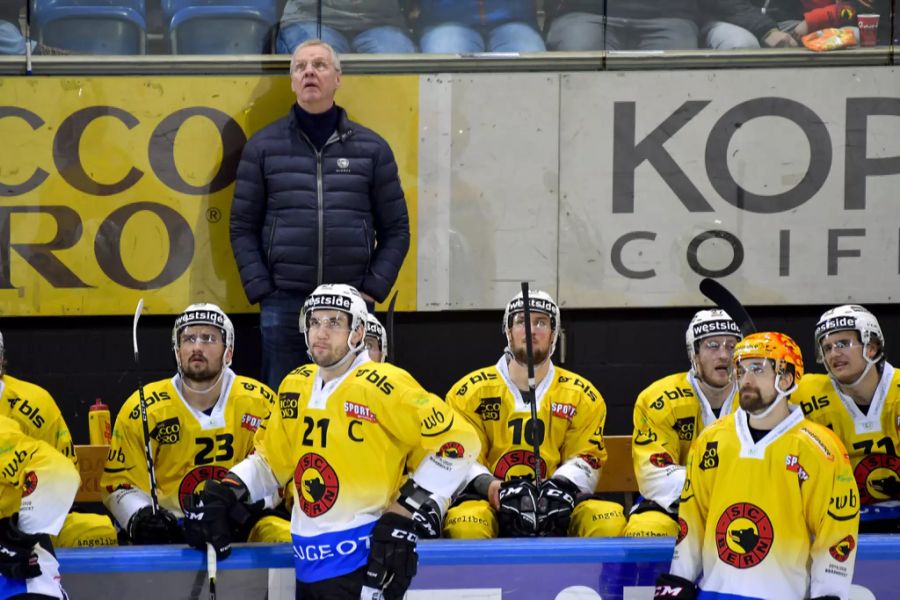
(162, 0), (277, 54)
(31, 0), (147, 54)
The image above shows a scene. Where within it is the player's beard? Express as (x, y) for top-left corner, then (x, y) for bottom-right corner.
(513, 343), (549, 366)
(739, 383), (770, 414)
(312, 344), (350, 369)
(182, 353), (222, 383)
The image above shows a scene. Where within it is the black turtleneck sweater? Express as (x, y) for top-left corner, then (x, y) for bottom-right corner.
(293, 103), (339, 150)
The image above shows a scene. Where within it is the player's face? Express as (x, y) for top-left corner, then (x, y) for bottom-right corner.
(177, 325), (227, 382)
(508, 312), (553, 365)
(820, 331), (868, 383)
(736, 358), (777, 413)
(694, 335), (739, 387)
(364, 335), (383, 362)
(307, 309), (361, 368)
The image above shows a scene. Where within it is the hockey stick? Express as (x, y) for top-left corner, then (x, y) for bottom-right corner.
(207, 543), (217, 600)
(385, 290), (397, 363)
(132, 298), (160, 513)
(698, 278), (757, 337)
(520, 282), (543, 488)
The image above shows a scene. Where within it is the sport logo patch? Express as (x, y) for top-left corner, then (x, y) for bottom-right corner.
(700, 441), (719, 470)
(650, 453), (675, 468)
(22, 471), (37, 497)
(151, 417), (181, 445)
(280, 392), (300, 419)
(785, 454), (809, 485)
(551, 402), (576, 421)
(475, 397), (500, 422)
(715, 502), (774, 569)
(178, 465), (228, 513)
(241, 413), (262, 432)
(853, 454), (900, 504)
(344, 401), (377, 423)
(295, 453), (339, 517)
(673, 417), (695, 441)
(437, 441), (465, 458)
(829, 535), (856, 562)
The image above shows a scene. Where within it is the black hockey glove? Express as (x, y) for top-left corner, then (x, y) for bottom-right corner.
(410, 497), (443, 539)
(537, 477), (580, 536)
(654, 573), (697, 600)
(497, 479), (539, 537)
(871, 475), (900, 500)
(127, 505), (182, 545)
(0, 516), (41, 580)
(364, 512), (418, 600)
(183, 479), (241, 560)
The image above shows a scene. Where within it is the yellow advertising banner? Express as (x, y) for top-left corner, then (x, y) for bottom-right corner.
(0, 75), (418, 316)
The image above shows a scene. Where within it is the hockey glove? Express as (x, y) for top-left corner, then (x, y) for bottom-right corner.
(497, 479), (539, 537)
(871, 475), (900, 500)
(183, 479), (240, 560)
(127, 505), (182, 545)
(537, 477), (580, 536)
(0, 516), (41, 580)
(410, 497), (443, 539)
(654, 573), (697, 600)
(364, 512), (418, 600)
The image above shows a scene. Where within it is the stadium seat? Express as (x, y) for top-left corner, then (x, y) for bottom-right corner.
(31, 0), (147, 54)
(162, 0), (277, 54)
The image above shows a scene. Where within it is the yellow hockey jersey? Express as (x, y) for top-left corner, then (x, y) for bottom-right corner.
(794, 362), (900, 505)
(0, 375), (76, 465)
(101, 370), (274, 528)
(230, 353), (479, 583)
(0, 415), (80, 536)
(671, 407), (859, 600)
(446, 357), (607, 493)
(632, 371), (738, 510)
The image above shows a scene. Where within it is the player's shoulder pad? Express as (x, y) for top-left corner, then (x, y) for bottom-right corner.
(796, 419), (847, 463)
(3, 375), (56, 404)
(124, 378), (174, 420)
(447, 365), (502, 398)
(636, 371), (692, 409)
(349, 361), (416, 397)
(553, 366), (602, 403)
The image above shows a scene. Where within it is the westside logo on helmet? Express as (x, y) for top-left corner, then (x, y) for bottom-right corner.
(306, 294), (352, 310)
(814, 316), (857, 338)
(175, 310), (226, 328)
(692, 320), (741, 337)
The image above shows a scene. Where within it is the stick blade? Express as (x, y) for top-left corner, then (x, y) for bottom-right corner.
(132, 298), (144, 357)
(699, 278), (756, 337)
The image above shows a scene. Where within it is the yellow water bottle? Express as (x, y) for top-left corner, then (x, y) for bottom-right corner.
(89, 398), (111, 445)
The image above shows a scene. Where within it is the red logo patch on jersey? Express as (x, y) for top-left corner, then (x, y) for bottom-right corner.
(22, 471), (37, 497)
(650, 453), (675, 468)
(578, 454), (601, 470)
(178, 465), (229, 512)
(785, 454), (809, 485)
(295, 453), (340, 517)
(714, 503), (774, 569)
(437, 442), (465, 458)
(676, 517), (688, 545)
(344, 401), (377, 423)
(550, 402), (576, 421)
(854, 453), (900, 504)
(493, 450), (548, 481)
(829, 535), (856, 562)
(241, 413), (262, 432)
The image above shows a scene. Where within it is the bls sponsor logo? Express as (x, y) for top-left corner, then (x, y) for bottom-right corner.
(280, 392), (300, 419)
(241, 413), (262, 432)
(475, 397), (500, 422)
(128, 391), (170, 419)
(151, 417), (181, 445)
(714, 502), (774, 569)
(455, 370), (497, 396)
(6, 397), (45, 428)
(674, 417), (695, 441)
(354, 368), (394, 395)
(799, 394), (830, 415)
(295, 453), (340, 517)
(700, 441), (719, 470)
(829, 535), (856, 562)
(569, 377), (597, 402)
(785, 454), (809, 484)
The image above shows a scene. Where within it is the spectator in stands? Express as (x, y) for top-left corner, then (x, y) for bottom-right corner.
(101, 304), (290, 546)
(545, 0), (700, 51)
(443, 290), (625, 539)
(230, 40), (410, 392)
(655, 332), (858, 600)
(701, 0), (867, 49)
(794, 305), (900, 532)
(0, 1), (66, 55)
(625, 310), (741, 537)
(276, 0), (415, 54)
(0, 330), (117, 548)
(416, 0), (545, 53)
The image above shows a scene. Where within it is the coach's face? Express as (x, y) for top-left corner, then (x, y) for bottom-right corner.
(291, 44), (341, 114)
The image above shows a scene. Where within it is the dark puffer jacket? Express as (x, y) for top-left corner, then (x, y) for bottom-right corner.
(230, 105), (410, 305)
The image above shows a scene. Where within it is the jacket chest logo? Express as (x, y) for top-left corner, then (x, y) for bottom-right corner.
(336, 158), (350, 173)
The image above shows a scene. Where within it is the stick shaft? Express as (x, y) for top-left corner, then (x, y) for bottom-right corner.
(133, 298), (160, 512)
(520, 282), (542, 487)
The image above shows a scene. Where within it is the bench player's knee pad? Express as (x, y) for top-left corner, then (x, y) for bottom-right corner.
(569, 499), (626, 537)
(247, 514), (292, 543)
(51, 512), (118, 548)
(443, 499), (498, 539)
(623, 509), (679, 537)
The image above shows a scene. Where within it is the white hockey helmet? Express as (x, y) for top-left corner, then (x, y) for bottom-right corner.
(172, 303), (235, 369)
(685, 309), (741, 358)
(502, 289), (561, 355)
(815, 304), (884, 365)
(300, 284), (368, 354)
(364, 313), (388, 362)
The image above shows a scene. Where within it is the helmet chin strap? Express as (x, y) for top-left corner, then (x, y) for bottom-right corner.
(176, 352), (231, 395)
(311, 327), (365, 371)
(692, 362), (733, 393)
(828, 348), (880, 391)
(747, 374), (795, 419)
